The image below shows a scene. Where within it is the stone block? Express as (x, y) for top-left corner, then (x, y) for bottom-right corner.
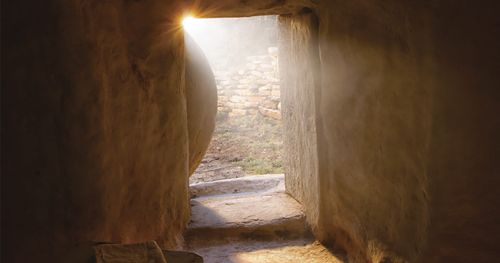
(248, 109), (259, 115)
(229, 109), (247, 117)
(258, 106), (281, 120)
(243, 101), (260, 108)
(270, 96), (280, 102)
(258, 90), (271, 96)
(259, 85), (271, 91)
(230, 96), (245, 103)
(261, 100), (279, 109)
(247, 96), (264, 103)
(94, 241), (167, 263)
(233, 89), (252, 96)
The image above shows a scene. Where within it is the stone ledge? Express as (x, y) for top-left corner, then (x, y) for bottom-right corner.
(190, 174), (285, 197)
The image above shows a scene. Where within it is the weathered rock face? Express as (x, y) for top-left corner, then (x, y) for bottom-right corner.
(314, 3), (433, 261)
(313, 1), (500, 262)
(278, 12), (321, 231)
(185, 34), (218, 175)
(3, 1), (191, 262)
(94, 241), (167, 263)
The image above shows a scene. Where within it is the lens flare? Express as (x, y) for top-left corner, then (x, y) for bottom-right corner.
(182, 15), (197, 31)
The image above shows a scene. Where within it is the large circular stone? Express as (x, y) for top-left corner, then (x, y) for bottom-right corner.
(185, 34), (218, 176)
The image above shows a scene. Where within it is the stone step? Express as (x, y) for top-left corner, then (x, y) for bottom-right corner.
(189, 239), (346, 263)
(189, 174), (284, 198)
(185, 175), (311, 247)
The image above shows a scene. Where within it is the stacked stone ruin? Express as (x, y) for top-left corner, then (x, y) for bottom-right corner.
(214, 47), (281, 120)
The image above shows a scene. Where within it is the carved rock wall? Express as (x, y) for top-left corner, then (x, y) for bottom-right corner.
(315, 1), (500, 262)
(2, 1), (191, 262)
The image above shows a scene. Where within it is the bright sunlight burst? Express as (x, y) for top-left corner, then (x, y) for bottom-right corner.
(182, 15), (199, 33)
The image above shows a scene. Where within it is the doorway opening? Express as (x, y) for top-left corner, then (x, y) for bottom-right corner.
(181, 13), (341, 263)
(185, 16), (284, 185)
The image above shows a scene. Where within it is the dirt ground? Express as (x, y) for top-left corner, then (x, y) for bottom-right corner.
(190, 113), (283, 184)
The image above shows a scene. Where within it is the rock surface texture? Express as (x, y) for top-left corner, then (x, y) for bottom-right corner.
(94, 242), (168, 263)
(185, 174), (346, 262)
(186, 175), (308, 245)
(279, 12), (321, 232)
(63, 241), (203, 263)
(3, 1), (192, 262)
(313, 1), (500, 262)
(215, 48), (281, 120)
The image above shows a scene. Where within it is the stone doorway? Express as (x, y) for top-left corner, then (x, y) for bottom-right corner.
(182, 14), (343, 263)
(185, 16), (285, 185)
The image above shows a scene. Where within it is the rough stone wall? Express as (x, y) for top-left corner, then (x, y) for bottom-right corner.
(278, 12), (321, 232)
(314, 1), (500, 262)
(2, 1), (192, 262)
(315, 2), (433, 261)
(415, 2), (500, 262)
(216, 48), (281, 120)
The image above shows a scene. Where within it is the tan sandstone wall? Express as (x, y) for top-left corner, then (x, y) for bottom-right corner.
(278, 12), (321, 232)
(315, 1), (500, 262)
(2, 1), (193, 262)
